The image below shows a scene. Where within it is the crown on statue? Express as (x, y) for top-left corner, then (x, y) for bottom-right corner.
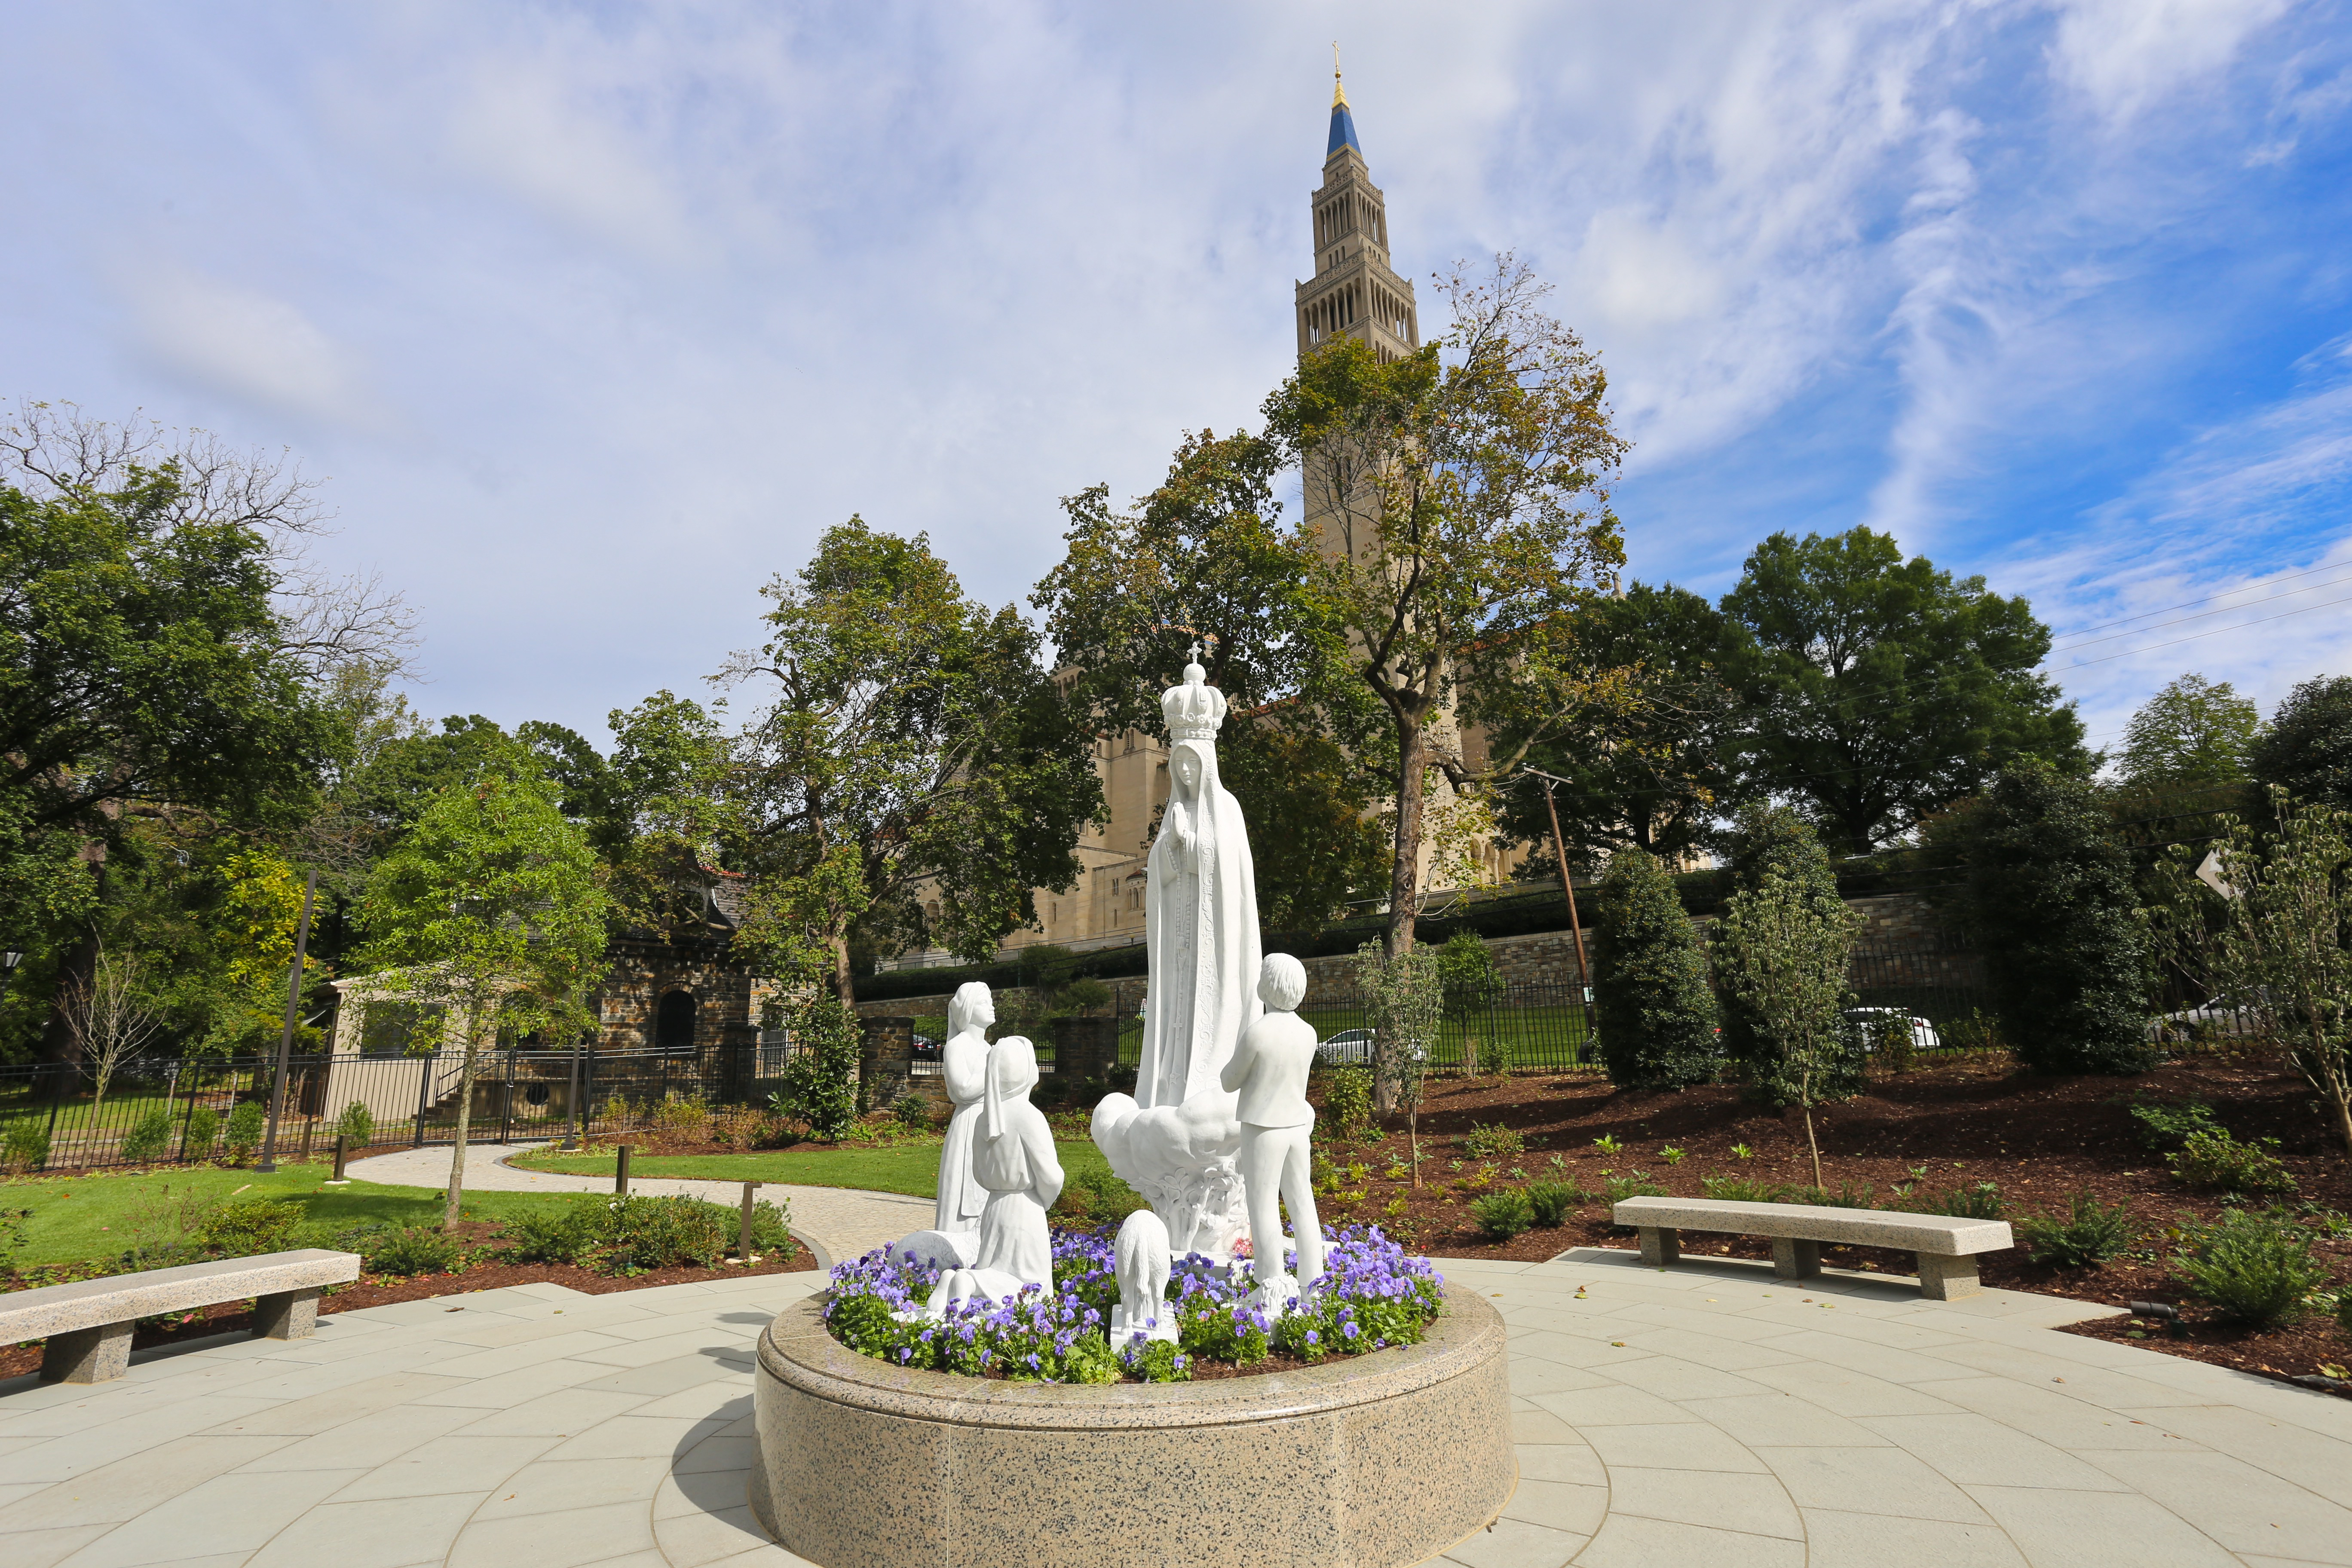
(1161, 643), (1228, 742)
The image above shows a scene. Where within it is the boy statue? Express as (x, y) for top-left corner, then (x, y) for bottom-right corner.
(1219, 952), (1324, 1314)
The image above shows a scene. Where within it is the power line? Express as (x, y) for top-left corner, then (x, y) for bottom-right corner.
(2045, 555), (2352, 642)
(2047, 570), (2352, 653)
(2049, 590), (2352, 672)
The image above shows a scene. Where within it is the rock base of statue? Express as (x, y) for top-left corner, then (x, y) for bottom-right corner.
(750, 1283), (1515, 1568)
(887, 1229), (979, 1272)
(1088, 1090), (1250, 1259)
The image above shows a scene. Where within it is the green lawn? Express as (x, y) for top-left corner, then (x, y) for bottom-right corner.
(506, 1139), (1120, 1198)
(0, 1162), (632, 1271)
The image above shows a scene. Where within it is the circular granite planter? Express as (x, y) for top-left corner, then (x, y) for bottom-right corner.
(750, 1283), (1513, 1568)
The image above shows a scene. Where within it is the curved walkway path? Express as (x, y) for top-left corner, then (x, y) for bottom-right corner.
(339, 1143), (934, 1269)
(6, 1207), (2352, 1564)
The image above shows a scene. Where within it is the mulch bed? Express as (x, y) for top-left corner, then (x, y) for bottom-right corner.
(0, 1219), (815, 1381)
(1307, 1052), (2352, 1398)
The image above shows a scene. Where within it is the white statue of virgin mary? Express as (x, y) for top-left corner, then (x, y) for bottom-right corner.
(1134, 654), (1263, 1110)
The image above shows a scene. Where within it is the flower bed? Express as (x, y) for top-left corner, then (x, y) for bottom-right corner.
(822, 1224), (1443, 1384)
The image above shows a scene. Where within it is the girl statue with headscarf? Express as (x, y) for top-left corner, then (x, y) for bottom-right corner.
(933, 982), (994, 1234)
(924, 1037), (1062, 1312)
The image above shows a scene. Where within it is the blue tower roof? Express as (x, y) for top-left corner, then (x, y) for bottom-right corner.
(1327, 98), (1361, 158)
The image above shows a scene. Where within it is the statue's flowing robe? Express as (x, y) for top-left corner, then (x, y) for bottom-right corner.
(934, 1029), (990, 1231)
(1134, 739), (1262, 1110)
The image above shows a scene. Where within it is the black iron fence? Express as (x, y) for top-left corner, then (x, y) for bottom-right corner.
(0, 1045), (806, 1176)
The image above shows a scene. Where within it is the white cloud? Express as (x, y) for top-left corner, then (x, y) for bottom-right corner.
(2047, 0), (2294, 123)
(125, 269), (386, 432)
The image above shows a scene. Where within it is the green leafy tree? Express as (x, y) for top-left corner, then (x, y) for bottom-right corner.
(1714, 857), (1866, 1187)
(2249, 675), (2352, 810)
(1933, 760), (2155, 1075)
(1721, 527), (2089, 854)
(2119, 674), (2259, 787)
(1589, 849), (1719, 1090)
(1713, 806), (1862, 1103)
(1354, 941), (1441, 1172)
(2198, 794), (2352, 1155)
(1498, 582), (1740, 873)
(0, 404), (387, 1060)
(727, 518), (1100, 1004)
(1264, 257), (1628, 958)
(1033, 435), (1386, 931)
(772, 993), (862, 1141)
(356, 771), (609, 1228)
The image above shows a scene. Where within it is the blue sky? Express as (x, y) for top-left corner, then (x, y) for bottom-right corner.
(4, 1), (2349, 761)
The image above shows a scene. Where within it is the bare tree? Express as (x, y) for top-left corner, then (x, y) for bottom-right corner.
(61, 947), (166, 1117)
(2, 399), (420, 678)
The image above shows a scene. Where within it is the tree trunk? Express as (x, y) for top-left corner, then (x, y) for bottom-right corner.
(1801, 1102), (1823, 1191)
(1385, 710), (1427, 962)
(444, 1037), (479, 1231)
(829, 924), (857, 1010)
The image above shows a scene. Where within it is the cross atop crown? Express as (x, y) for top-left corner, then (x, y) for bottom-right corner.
(1161, 640), (1228, 742)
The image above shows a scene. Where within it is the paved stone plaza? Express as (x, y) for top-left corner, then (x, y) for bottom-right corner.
(4, 1158), (2350, 1568)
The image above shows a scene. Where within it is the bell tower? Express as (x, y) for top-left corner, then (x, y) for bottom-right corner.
(1295, 63), (1417, 363)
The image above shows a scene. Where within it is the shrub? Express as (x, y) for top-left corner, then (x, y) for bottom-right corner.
(1053, 1167), (1148, 1224)
(652, 1095), (710, 1139)
(329, 1222), (463, 1276)
(1871, 1013), (1917, 1075)
(333, 1101), (377, 1148)
(1911, 1181), (2006, 1220)
(1603, 1170), (1666, 1204)
(1320, 1066), (1375, 1140)
(1702, 1173), (1791, 1204)
(120, 1107), (174, 1164)
(593, 1195), (732, 1274)
(2017, 1191), (2134, 1268)
(1932, 760), (2157, 1074)
(2248, 673), (2352, 810)
(1591, 848), (1721, 1089)
(2128, 1097), (2221, 1152)
(1470, 1188), (1534, 1241)
(1942, 1010), (2003, 1053)
(224, 1101), (266, 1164)
(1792, 1179), (1877, 1208)
(1459, 1121), (1524, 1161)
(181, 1104), (220, 1159)
(2170, 1130), (2296, 1195)
(893, 1091), (934, 1130)
(709, 1105), (768, 1148)
(2177, 1212), (2329, 1325)
(3, 1118), (52, 1173)
(198, 1199), (303, 1258)
(500, 1201), (600, 1264)
(1476, 1035), (1512, 1075)
(1525, 1181), (1583, 1228)
(772, 995), (861, 1139)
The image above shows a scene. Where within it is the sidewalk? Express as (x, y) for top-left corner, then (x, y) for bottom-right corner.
(6, 1243), (2350, 1566)
(340, 1143), (933, 1269)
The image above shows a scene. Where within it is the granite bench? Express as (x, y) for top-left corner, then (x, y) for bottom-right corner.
(1610, 1195), (2013, 1300)
(0, 1248), (361, 1384)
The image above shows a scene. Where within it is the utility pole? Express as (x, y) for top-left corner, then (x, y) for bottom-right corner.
(1524, 771), (1591, 997)
(257, 869), (319, 1174)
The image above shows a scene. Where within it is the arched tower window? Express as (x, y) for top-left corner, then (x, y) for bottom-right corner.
(655, 989), (697, 1054)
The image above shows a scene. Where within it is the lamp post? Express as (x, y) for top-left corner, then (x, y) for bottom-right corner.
(0, 949), (23, 1004)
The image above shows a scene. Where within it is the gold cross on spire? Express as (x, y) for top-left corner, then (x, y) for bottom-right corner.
(1332, 41), (1348, 108)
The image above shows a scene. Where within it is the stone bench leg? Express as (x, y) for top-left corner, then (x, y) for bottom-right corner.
(252, 1287), (324, 1341)
(1772, 1239), (1822, 1280)
(1636, 1226), (1680, 1267)
(41, 1320), (134, 1384)
(1915, 1253), (1980, 1302)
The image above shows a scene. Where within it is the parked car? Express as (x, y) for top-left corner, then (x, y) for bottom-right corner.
(1317, 1028), (1376, 1066)
(1314, 1028), (1426, 1067)
(910, 1034), (942, 1063)
(2144, 1004), (2254, 1044)
(1841, 1008), (1940, 1053)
